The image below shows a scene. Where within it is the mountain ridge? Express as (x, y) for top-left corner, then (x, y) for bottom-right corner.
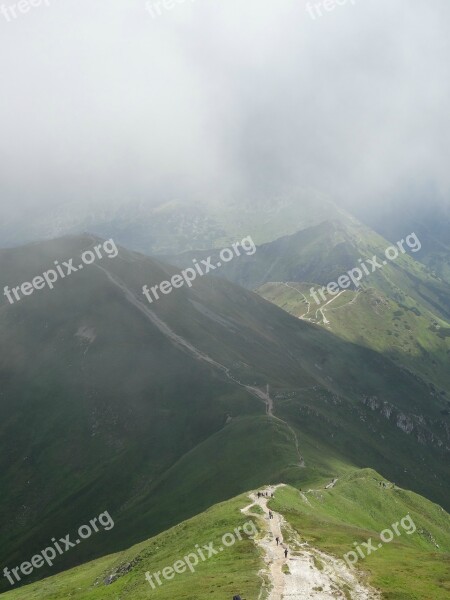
(0, 233), (448, 592)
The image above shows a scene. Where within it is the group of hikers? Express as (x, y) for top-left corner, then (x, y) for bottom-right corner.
(262, 492), (290, 560)
(275, 536), (288, 558)
(233, 490), (290, 600)
(257, 491), (274, 498)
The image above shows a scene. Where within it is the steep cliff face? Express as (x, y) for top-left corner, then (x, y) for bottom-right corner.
(360, 395), (449, 450)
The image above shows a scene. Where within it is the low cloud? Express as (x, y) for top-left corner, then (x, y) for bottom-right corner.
(0, 0), (449, 229)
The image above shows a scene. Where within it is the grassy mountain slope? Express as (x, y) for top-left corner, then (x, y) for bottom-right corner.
(258, 282), (450, 396)
(0, 235), (449, 592)
(272, 471), (450, 600)
(167, 214), (450, 425)
(3, 470), (449, 600)
(166, 217), (450, 322)
(1, 492), (262, 600)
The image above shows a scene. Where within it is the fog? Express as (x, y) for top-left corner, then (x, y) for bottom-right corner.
(0, 0), (449, 229)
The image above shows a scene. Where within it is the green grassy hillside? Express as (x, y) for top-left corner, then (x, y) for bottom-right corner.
(2, 470), (448, 600)
(0, 235), (448, 592)
(272, 471), (450, 599)
(167, 217), (450, 322)
(1, 492), (262, 600)
(258, 282), (450, 395)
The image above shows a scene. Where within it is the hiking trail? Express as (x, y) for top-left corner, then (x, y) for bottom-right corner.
(242, 485), (381, 600)
(96, 264), (304, 466)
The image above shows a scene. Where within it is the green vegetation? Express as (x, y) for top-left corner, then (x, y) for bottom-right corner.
(3, 470), (449, 600)
(168, 216), (450, 322)
(258, 283), (450, 394)
(1, 494), (263, 600)
(0, 232), (449, 592)
(270, 472), (450, 599)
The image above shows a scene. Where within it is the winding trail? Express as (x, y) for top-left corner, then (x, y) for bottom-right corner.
(95, 263), (377, 597)
(283, 283), (312, 319)
(276, 282), (362, 328)
(313, 291), (345, 325)
(242, 486), (381, 600)
(95, 265), (304, 465)
(328, 290), (361, 312)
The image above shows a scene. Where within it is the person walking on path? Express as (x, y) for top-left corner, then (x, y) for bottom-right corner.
(284, 548), (288, 559)
(276, 536), (279, 546)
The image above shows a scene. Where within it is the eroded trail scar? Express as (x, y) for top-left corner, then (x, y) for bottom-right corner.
(97, 265), (304, 466)
(241, 486), (381, 600)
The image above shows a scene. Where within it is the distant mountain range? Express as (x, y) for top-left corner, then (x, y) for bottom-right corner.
(3, 194), (449, 290)
(166, 213), (450, 394)
(0, 191), (343, 253)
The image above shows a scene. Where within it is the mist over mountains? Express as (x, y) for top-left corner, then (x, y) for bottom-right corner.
(1, 1), (450, 598)
(1, 1), (450, 228)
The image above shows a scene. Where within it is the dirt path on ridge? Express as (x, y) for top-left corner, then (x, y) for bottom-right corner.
(242, 485), (381, 600)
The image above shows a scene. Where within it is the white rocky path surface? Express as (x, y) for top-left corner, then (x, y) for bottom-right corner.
(242, 485), (381, 600)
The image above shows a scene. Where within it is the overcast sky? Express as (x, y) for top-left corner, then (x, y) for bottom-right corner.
(1, 0), (449, 225)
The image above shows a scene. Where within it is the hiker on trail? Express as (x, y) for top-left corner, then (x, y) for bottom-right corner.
(257, 492), (261, 498)
(269, 510), (273, 519)
(276, 536), (279, 546)
(284, 548), (288, 558)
